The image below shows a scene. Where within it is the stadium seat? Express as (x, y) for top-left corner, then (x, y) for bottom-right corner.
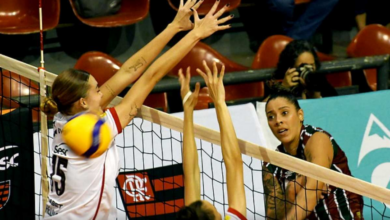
(68, 0), (149, 27)
(170, 42), (264, 110)
(167, 0), (240, 15)
(0, 70), (39, 108)
(0, 70), (40, 122)
(74, 51), (168, 112)
(252, 35), (292, 69)
(0, 0), (60, 34)
(252, 35), (351, 88)
(295, 0), (311, 4)
(347, 24), (390, 91)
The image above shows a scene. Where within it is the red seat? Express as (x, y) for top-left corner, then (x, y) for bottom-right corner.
(295, 0), (311, 4)
(0, 0), (60, 34)
(74, 51), (168, 112)
(252, 35), (351, 88)
(68, 0), (149, 27)
(170, 42), (263, 110)
(168, 0), (240, 15)
(0, 69), (40, 122)
(347, 24), (390, 91)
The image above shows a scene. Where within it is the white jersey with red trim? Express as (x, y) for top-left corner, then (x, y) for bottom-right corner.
(225, 207), (247, 220)
(44, 108), (122, 220)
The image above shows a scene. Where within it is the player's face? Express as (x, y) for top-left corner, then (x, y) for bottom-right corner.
(84, 76), (103, 114)
(202, 200), (222, 220)
(266, 97), (303, 146)
(294, 52), (316, 70)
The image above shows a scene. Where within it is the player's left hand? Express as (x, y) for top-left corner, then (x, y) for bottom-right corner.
(171, 0), (203, 31)
(197, 61), (225, 104)
(179, 67), (201, 110)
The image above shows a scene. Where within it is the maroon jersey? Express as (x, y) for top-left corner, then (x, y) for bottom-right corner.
(265, 125), (363, 220)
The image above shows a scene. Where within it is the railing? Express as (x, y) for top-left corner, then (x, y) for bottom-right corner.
(16, 55), (390, 112)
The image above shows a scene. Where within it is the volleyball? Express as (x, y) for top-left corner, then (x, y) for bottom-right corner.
(62, 113), (112, 158)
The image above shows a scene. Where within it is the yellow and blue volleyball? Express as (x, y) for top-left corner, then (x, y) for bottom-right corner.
(62, 113), (112, 158)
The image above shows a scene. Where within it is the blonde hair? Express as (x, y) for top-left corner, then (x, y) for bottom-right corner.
(40, 69), (90, 116)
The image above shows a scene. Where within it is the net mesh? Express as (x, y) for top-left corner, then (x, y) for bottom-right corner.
(0, 56), (389, 220)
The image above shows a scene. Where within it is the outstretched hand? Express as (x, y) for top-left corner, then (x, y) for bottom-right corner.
(196, 61), (225, 103)
(171, 0), (203, 31)
(192, 0), (233, 39)
(179, 67), (201, 110)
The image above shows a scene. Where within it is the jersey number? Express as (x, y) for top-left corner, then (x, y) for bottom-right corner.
(50, 155), (68, 196)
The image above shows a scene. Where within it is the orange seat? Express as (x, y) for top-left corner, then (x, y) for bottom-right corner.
(0, 69), (41, 122)
(252, 35), (292, 69)
(0, 0), (60, 34)
(252, 35), (351, 88)
(74, 51), (168, 112)
(295, 0), (311, 4)
(168, 0), (240, 15)
(347, 24), (390, 91)
(170, 42), (264, 110)
(68, 0), (149, 27)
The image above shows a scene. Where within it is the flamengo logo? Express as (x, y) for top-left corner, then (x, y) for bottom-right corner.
(122, 173), (153, 203)
(0, 180), (11, 210)
(0, 145), (19, 171)
(359, 114), (390, 208)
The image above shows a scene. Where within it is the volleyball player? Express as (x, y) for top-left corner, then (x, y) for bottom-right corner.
(177, 62), (247, 220)
(40, 1), (233, 219)
(263, 88), (363, 220)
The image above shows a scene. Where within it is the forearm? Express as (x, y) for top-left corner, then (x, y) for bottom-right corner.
(285, 182), (323, 220)
(263, 169), (289, 220)
(121, 24), (180, 77)
(355, 13), (366, 30)
(122, 31), (200, 108)
(183, 108), (201, 204)
(100, 24), (180, 108)
(144, 30), (200, 85)
(183, 109), (199, 180)
(214, 101), (241, 162)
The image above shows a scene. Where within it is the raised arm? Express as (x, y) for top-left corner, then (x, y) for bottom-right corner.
(115, 0), (233, 128)
(179, 67), (202, 206)
(285, 132), (333, 220)
(197, 62), (246, 217)
(99, 0), (203, 109)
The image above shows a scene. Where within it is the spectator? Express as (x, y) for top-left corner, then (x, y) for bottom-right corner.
(265, 40), (337, 100)
(239, 0), (339, 52)
(355, 0), (390, 30)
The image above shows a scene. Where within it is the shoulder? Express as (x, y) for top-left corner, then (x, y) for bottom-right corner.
(102, 107), (122, 135)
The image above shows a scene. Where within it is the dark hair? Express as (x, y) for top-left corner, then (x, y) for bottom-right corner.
(265, 86), (301, 111)
(40, 69), (90, 115)
(176, 200), (215, 220)
(274, 40), (320, 79)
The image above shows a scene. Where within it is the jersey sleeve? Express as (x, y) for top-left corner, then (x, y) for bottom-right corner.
(103, 107), (122, 136)
(225, 207), (247, 220)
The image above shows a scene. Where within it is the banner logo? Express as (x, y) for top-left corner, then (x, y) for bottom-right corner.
(0, 180), (10, 210)
(117, 164), (184, 219)
(359, 114), (390, 208)
(0, 146), (19, 171)
(123, 173), (153, 202)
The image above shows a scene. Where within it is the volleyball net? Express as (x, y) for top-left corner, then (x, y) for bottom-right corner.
(0, 54), (389, 220)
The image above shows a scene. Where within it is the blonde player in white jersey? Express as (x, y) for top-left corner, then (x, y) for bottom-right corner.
(40, 1), (233, 219)
(176, 62), (247, 220)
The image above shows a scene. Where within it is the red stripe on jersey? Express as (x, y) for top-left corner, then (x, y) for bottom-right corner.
(152, 175), (184, 192)
(227, 207), (247, 220)
(108, 107), (122, 134)
(92, 165), (106, 220)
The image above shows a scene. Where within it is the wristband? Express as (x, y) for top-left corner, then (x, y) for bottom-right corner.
(182, 91), (192, 105)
